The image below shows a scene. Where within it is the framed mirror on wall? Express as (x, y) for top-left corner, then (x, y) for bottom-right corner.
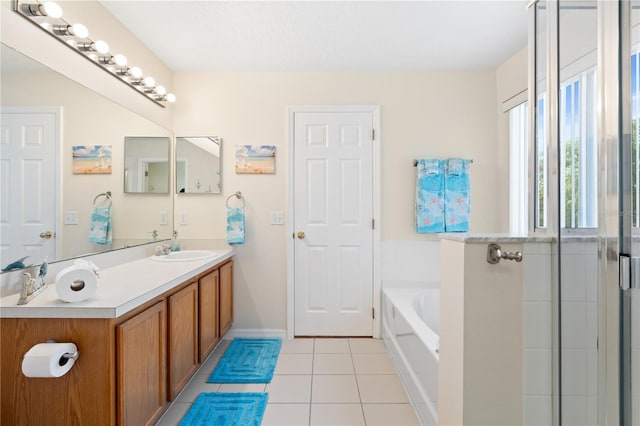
(124, 136), (171, 194)
(175, 136), (222, 194)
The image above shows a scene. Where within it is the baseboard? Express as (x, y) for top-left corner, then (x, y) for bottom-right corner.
(223, 328), (287, 340)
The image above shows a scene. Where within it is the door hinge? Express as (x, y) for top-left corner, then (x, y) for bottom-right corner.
(372, 218), (375, 230)
(372, 308), (375, 319)
(371, 129), (375, 141)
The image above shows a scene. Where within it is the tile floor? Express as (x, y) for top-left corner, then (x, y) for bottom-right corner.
(155, 337), (420, 426)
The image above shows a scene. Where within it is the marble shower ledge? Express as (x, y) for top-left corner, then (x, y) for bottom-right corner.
(0, 248), (233, 319)
(438, 233), (554, 243)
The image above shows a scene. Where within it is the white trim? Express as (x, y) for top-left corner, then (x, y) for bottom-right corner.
(1, 106), (62, 261)
(502, 90), (528, 113)
(286, 105), (382, 339)
(224, 328), (287, 340)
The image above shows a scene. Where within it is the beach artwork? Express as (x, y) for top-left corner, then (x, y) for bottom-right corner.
(235, 145), (276, 174)
(72, 145), (113, 174)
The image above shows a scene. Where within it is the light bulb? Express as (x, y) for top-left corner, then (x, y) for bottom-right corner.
(143, 76), (155, 87)
(129, 67), (142, 78)
(71, 23), (88, 39)
(42, 2), (63, 18)
(166, 93), (176, 103)
(113, 54), (127, 67)
(155, 85), (166, 96)
(94, 40), (109, 54)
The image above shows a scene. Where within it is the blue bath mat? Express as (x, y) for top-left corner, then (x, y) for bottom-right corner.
(208, 338), (282, 383)
(179, 392), (268, 426)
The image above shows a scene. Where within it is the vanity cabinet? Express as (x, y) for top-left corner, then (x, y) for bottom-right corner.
(167, 282), (198, 400)
(0, 257), (233, 426)
(219, 260), (233, 336)
(198, 269), (219, 363)
(117, 300), (167, 426)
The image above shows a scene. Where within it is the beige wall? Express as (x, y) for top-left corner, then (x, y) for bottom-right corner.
(173, 70), (508, 330)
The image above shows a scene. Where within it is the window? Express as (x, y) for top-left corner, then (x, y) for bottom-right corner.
(559, 68), (597, 229)
(509, 102), (528, 235)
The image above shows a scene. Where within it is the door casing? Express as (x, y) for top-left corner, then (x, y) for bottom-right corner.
(286, 105), (381, 339)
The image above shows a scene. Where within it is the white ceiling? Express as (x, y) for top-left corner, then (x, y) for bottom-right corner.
(100, 0), (529, 72)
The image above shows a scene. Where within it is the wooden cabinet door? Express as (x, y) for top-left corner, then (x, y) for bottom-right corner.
(219, 260), (234, 336)
(117, 300), (167, 426)
(168, 282), (199, 400)
(198, 269), (219, 363)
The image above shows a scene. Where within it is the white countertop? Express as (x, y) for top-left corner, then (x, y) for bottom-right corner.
(0, 249), (233, 319)
(438, 233), (554, 243)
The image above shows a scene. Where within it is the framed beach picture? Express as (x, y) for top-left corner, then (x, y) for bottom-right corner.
(72, 145), (113, 174)
(235, 145), (276, 174)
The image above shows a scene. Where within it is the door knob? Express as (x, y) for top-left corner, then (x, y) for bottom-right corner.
(39, 231), (54, 239)
(297, 231), (305, 239)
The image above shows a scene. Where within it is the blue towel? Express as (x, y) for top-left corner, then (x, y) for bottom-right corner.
(416, 159), (445, 233)
(88, 206), (112, 245)
(227, 207), (245, 244)
(444, 158), (471, 232)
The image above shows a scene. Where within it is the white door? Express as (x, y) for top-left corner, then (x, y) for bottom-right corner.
(0, 108), (59, 269)
(293, 110), (374, 336)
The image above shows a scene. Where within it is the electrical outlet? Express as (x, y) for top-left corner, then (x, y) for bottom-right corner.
(270, 211), (284, 225)
(180, 212), (189, 225)
(64, 211), (78, 225)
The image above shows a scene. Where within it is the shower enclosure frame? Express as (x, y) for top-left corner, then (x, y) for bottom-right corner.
(528, 1), (627, 424)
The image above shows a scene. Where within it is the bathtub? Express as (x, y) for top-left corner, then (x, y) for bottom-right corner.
(382, 287), (440, 426)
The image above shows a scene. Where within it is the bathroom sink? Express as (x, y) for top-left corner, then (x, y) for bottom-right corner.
(150, 250), (223, 262)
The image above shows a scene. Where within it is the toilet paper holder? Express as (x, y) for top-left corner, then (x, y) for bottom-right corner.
(46, 339), (79, 364)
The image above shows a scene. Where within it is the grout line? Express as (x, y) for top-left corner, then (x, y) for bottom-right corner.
(308, 338), (314, 425)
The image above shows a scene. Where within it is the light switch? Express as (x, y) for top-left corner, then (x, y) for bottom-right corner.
(64, 211), (78, 225)
(270, 211), (284, 225)
(159, 211), (168, 225)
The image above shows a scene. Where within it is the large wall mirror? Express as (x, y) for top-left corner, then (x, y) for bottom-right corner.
(0, 43), (174, 272)
(175, 136), (222, 194)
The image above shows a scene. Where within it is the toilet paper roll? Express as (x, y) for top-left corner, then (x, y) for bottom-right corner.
(55, 264), (99, 303)
(21, 342), (78, 378)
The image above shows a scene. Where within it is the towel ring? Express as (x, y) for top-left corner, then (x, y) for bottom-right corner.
(226, 191), (245, 208)
(93, 191), (112, 207)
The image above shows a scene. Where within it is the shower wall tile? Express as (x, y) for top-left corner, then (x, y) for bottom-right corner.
(523, 349), (552, 395)
(523, 395), (552, 426)
(523, 302), (551, 349)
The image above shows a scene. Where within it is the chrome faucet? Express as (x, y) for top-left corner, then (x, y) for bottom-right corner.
(150, 229), (159, 241)
(154, 244), (171, 256)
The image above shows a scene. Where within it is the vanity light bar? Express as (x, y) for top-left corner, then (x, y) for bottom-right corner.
(14, 0), (176, 107)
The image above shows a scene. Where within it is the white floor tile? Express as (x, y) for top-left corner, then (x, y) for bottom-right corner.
(176, 382), (221, 403)
(362, 404), (420, 426)
(349, 338), (386, 354)
(155, 402), (191, 426)
(280, 338), (315, 354)
(196, 353), (221, 377)
(310, 403), (365, 426)
(266, 375), (312, 403)
(357, 375), (409, 403)
(314, 338), (350, 353)
(312, 375), (360, 403)
(275, 353), (314, 375)
(217, 383), (267, 393)
(213, 339), (231, 355)
(313, 354), (355, 374)
(352, 353), (396, 375)
(262, 403), (310, 426)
